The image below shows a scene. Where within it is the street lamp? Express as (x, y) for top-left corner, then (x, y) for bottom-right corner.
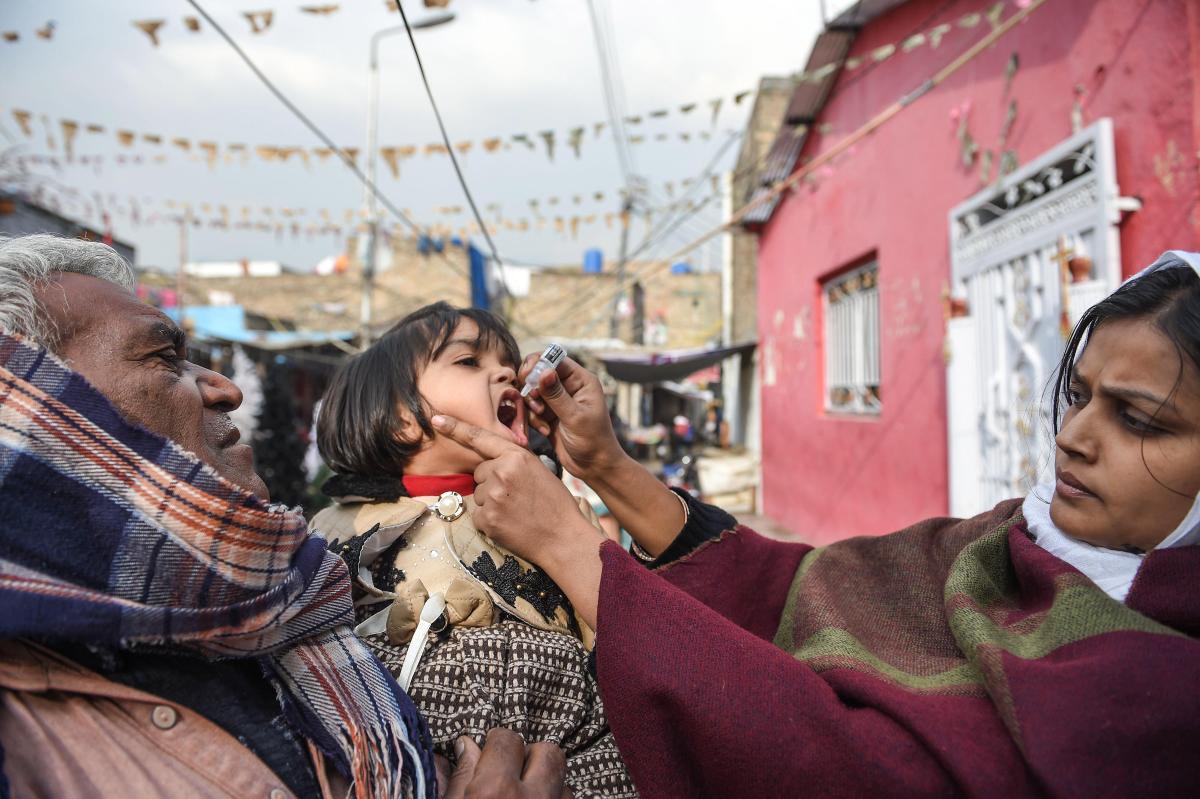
(360, 10), (456, 345)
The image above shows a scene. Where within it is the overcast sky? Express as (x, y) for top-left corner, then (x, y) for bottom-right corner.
(0, 0), (831, 271)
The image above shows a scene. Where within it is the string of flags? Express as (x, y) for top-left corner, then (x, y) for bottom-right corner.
(0, 21), (55, 43)
(5, 105), (740, 172)
(7, 0), (1015, 93)
(125, 2), (451, 48)
(25, 177), (720, 246)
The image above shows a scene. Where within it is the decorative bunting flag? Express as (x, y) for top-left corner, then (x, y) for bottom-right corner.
(184, 16), (202, 32)
(142, 133), (162, 145)
(568, 126), (584, 158)
(872, 43), (896, 62)
(455, 140), (472, 155)
(709, 98), (722, 126)
(86, 123), (105, 134)
(624, 115), (642, 125)
(734, 90), (753, 105)
(60, 120), (79, 160)
(116, 129), (136, 147)
(593, 121), (606, 138)
(649, 109), (668, 119)
(482, 137), (503, 152)
(679, 102), (696, 114)
(243, 10), (274, 34)
(198, 141), (219, 168)
(12, 110), (32, 136)
(35, 22), (55, 40)
(3, 32), (19, 43)
(380, 146), (401, 178)
(540, 130), (555, 161)
(512, 133), (534, 150)
(133, 19), (166, 46)
(300, 4), (340, 14)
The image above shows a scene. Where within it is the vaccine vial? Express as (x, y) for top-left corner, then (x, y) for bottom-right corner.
(521, 343), (566, 397)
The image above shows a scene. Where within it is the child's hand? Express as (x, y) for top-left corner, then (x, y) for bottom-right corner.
(520, 354), (626, 481)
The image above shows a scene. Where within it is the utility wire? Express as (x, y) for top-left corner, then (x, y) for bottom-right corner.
(584, 0), (633, 185)
(540, 0), (1045, 340)
(184, 0), (426, 242)
(183, 0), (542, 336)
(533, 131), (740, 336)
(391, 0), (508, 285)
(584, 0), (1054, 324)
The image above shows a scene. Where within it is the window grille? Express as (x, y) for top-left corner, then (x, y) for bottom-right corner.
(823, 262), (881, 415)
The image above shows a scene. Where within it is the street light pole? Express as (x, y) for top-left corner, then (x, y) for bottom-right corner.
(360, 12), (455, 347)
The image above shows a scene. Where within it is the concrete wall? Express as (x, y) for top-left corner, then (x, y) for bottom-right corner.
(756, 0), (1200, 543)
(514, 266), (722, 349)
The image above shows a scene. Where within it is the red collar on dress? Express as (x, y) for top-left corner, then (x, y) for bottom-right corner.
(401, 474), (476, 498)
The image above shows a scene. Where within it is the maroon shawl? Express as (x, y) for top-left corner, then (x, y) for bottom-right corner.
(594, 501), (1200, 797)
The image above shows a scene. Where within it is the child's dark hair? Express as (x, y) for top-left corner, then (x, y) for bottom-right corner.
(318, 302), (520, 477)
(1053, 261), (1200, 434)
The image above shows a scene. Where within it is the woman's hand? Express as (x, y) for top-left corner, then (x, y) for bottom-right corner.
(432, 414), (605, 627)
(518, 356), (688, 557)
(520, 355), (626, 482)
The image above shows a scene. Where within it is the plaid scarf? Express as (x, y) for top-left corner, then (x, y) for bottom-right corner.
(0, 332), (435, 799)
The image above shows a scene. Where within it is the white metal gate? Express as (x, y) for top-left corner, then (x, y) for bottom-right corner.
(946, 120), (1124, 517)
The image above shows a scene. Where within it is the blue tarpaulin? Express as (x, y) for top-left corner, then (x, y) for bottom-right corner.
(468, 243), (490, 310)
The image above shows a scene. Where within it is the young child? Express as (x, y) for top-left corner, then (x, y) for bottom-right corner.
(312, 302), (636, 798)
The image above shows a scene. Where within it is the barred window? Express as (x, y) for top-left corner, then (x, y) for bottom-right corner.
(823, 263), (881, 415)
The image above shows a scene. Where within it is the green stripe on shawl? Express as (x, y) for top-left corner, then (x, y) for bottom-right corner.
(773, 511), (1184, 697)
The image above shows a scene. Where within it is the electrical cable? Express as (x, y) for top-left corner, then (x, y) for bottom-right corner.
(183, 0), (425, 241)
(184, 0), (543, 337)
(584, 0), (633, 186)
(535, 0), (1049, 340)
(532, 131), (741, 336)
(391, 0), (508, 287)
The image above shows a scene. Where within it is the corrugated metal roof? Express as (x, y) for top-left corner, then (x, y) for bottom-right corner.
(742, 125), (808, 224)
(830, 0), (911, 29)
(740, 28), (850, 225)
(740, 0), (913, 226)
(783, 29), (854, 126)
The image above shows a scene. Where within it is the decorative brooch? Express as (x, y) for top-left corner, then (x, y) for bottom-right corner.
(430, 491), (465, 522)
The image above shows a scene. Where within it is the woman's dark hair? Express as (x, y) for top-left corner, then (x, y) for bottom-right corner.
(318, 302), (520, 477)
(1052, 262), (1200, 433)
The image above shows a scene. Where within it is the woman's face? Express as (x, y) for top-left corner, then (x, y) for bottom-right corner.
(1051, 318), (1200, 551)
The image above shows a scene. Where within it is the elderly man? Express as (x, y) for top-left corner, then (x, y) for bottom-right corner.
(0, 234), (567, 799)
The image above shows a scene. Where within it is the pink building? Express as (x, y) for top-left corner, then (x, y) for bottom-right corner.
(749, 0), (1200, 543)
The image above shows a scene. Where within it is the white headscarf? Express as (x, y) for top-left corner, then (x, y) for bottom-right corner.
(1022, 250), (1200, 601)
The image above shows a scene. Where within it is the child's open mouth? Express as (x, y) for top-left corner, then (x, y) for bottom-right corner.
(496, 387), (529, 448)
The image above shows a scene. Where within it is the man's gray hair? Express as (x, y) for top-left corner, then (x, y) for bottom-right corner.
(0, 234), (137, 348)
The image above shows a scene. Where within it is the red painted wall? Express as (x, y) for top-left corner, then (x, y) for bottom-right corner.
(757, 0), (1200, 544)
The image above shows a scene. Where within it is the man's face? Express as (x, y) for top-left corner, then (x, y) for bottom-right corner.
(36, 273), (270, 500)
